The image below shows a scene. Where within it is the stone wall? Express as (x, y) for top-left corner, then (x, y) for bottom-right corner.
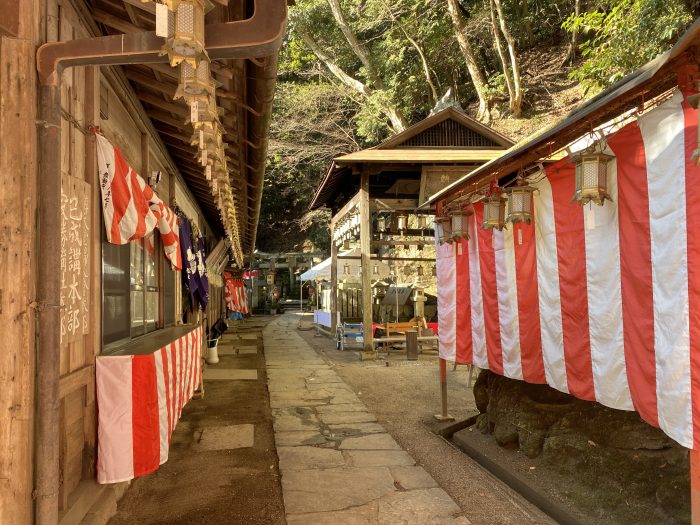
(473, 370), (689, 523)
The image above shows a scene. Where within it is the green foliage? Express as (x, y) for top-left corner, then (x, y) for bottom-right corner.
(563, 0), (693, 93)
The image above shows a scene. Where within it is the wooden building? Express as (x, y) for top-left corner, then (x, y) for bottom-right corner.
(0, 1), (285, 523)
(424, 19), (700, 519)
(309, 106), (513, 354)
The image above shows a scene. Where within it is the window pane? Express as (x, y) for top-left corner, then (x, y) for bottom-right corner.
(144, 232), (157, 288)
(131, 289), (145, 334)
(146, 290), (159, 331)
(164, 261), (175, 326)
(131, 239), (144, 290)
(102, 241), (130, 345)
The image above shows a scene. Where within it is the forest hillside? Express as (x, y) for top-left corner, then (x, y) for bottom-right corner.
(256, 0), (700, 253)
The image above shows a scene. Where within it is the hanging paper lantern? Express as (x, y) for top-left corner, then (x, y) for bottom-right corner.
(571, 150), (614, 206)
(417, 215), (428, 229)
(396, 213), (408, 232)
(174, 59), (216, 100)
(450, 209), (470, 241)
(506, 178), (535, 224)
(163, 0), (212, 67)
(483, 193), (507, 230)
(434, 215), (452, 244)
(377, 216), (387, 233)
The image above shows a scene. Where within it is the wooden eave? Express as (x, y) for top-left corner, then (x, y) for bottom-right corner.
(79, 0), (285, 258)
(334, 149), (506, 164)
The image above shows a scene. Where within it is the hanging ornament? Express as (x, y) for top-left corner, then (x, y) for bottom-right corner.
(162, 0), (213, 68)
(450, 208), (470, 241)
(571, 148), (614, 206)
(483, 181), (507, 231)
(506, 174), (535, 225)
(435, 215), (453, 244)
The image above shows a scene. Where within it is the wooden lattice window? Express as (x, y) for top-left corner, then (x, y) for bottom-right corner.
(398, 120), (500, 148)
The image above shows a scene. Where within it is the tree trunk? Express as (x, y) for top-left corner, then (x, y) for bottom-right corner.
(492, 0), (523, 117)
(562, 0), (581, 66)
(326, 0), (382, 87)
(489, 0), (515, 107)
(405, 34), (439, 104)
(446, 0), (491, 121)
(300, 31), (407, 133)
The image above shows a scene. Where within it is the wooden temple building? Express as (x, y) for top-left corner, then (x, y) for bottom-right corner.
(309, 106), (513, 354)
(0, 1), (285, 523)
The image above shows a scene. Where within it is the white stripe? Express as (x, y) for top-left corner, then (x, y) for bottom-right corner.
(174, 341), (181, 421)
(533, 176), (569, 393)
(497, 227), (523, 380)
(155, 351), (170, 465)
(437, 241), (456, 361)
(96, 356), (134, 483)
(183, 334), (191, 401)
(169, 344), (177, 434)
(639, 91), (693, 448)
(95, 135), (117, 242)
(468, 214), (488, 369)
(583, 155), (633, 410)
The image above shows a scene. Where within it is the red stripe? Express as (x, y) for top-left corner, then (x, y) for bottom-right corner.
(131, 354), (160, 477)
(109, 148), (132, 243)
(178, 339), (185, 417)
(512, 220), (546, 383)
(455, 230), (472, 365)
(169, 344), (177, 431)
(474, 203), (504, 374)
(128, 170), (148, 241)
(682, 96), (700, 448)
(608, 124), (658, 426)
(547, 162), (595, 400)
(160, 348), (172, 440)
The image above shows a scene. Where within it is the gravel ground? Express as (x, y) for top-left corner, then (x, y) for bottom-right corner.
(295, 313), (557, 525)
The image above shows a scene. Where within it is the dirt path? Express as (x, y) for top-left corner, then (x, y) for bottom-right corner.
(109, 318), (285, 525)
(296, 314), (556, 525)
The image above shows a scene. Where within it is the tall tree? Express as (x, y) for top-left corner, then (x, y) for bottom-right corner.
(492, 0), (523, 116)
(446, 0), (491, 121)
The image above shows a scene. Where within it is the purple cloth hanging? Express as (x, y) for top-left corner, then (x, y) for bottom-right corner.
(195, 235), (209, 309)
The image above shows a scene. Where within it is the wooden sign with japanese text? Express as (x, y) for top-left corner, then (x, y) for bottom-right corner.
(60, 173), (91, 344)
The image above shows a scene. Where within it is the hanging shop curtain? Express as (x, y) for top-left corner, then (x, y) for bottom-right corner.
(437, 89), (700, 450)
(96, 133), (182, 270)
(224, 272), (248, 315)
(95, 326), (202, 483)
(178, 214), (209, 310)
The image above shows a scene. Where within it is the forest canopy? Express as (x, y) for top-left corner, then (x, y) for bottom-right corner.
(255, 0), (700, 253)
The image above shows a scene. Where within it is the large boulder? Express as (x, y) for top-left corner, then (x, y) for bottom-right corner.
(471, 370), (690, 524)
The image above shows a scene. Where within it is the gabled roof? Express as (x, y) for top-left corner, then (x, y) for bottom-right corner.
(376, 106), (514, 150)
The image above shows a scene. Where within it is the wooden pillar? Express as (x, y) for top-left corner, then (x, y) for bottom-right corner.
(330, 235), (338, 336)
(692, 450), (700, 525)
(0, 27), (38, 525)
(359, 168), (374, 355)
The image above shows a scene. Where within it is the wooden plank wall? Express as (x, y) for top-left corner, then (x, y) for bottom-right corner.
(56, 1), (98, 508)
(0, 1), (39, 522)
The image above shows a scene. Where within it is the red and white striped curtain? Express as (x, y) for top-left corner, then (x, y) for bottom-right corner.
(96, 133), (182, 270)
(438, 89), (700, 449)
(95, 326), (202, 483)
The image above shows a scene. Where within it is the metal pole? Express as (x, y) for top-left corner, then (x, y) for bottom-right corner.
(35, 82), (61, 525)
(434, 358), (454, 422)
(692, 450), (700, 525)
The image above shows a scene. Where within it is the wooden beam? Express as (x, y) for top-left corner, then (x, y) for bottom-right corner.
(137, 91), (188, 115)
(125, 69), (176, 96)
(330, 191), (361, 230)
(330, 239), (338, 335)
(146, 108), (191, 129)
(359, 168), (373, 354)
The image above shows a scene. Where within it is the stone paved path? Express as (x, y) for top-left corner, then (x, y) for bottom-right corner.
(264, 316), (470, 524)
